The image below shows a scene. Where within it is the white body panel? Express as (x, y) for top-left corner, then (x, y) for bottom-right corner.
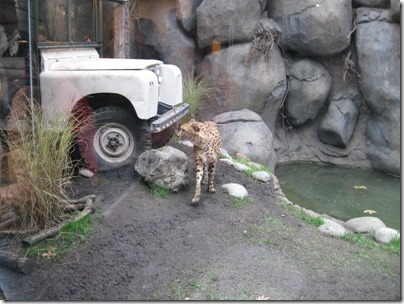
(39, 48), (182, 120)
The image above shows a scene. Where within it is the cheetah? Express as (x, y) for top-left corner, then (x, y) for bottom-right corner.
(178, 119), (221, 205)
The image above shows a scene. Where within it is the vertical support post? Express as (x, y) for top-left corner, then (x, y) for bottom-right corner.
(113, 2), (130, 59)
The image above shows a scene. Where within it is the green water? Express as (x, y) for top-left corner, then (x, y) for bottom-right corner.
(275, 163), (401, 230)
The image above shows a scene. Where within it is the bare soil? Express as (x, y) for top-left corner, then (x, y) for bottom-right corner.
(0, 142), (400, 301)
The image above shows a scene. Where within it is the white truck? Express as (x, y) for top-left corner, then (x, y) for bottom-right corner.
(0, 0), (189, 172)
(39, 47), (188, 172)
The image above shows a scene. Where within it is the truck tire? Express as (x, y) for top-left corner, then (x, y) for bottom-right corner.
(77, 106), (150, 172)
(151, 123), (178, 149)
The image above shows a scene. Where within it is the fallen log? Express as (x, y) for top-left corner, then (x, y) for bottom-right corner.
(66, 194), (96, 204)
(0, 250), (35, 274)
(22, 198), (95, 247)
(63, 203), (86, 213)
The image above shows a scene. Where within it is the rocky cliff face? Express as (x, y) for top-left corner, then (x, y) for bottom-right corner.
(118, 0), (400, 175)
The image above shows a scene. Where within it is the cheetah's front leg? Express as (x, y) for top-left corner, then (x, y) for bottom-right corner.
(207, 160), (217, 193)
(192, 159), (204, 205)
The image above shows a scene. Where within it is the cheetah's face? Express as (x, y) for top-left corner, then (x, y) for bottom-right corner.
(178, 119), (200, 141)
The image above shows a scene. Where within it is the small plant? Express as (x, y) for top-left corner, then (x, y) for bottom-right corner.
(150, 182), (171, 199)
(286, 207), (324, 228)
(25, 213), (95, 260)
(341, 233), (400, 255)
(182, 73), (214, 120)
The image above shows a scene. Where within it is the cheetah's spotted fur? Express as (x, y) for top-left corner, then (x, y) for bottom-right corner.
(178, 119), (221, 204)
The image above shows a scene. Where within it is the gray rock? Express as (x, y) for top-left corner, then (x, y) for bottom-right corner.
(196, 0), (264, 49)
(374, 227), (400, 243)
(176, 0), (203, 33)
(267, 0), (352, 56)
(390, 0), (400, 22)
(318, 218), (350, 237)
(355, 8), (400, 175)
(233, 162), (251, 172)
(220, 158), (235, 167)
(134, 146), (189, 192)
(200, 42), (286, 132)
(219, 148), (232, 160)
(133, 10), (197, 74)
(284, 59), (332, 127)
(214, 109), (277, 171)
(318, 98), (359, 148)
(251, 171), (271, 183)
(221, 183), (248, 198)
(345, 217), (386, 233)
(353, 0), (390, 8)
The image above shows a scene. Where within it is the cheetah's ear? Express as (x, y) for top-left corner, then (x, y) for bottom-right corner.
(191, 122), (200, 132)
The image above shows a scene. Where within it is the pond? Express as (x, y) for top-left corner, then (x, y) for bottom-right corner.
(275, 163), (401, 230)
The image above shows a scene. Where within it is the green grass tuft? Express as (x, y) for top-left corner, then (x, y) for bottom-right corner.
(150, 182), (171, 199)
(231, 196), (252, 209)
(182, 73), (215, 120)
(25, 213), (95, 261)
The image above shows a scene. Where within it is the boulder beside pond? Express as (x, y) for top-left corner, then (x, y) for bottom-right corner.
(214, 109), (277, 171)
(318, 98), (359, 148)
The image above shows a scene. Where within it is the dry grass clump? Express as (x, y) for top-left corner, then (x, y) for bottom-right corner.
(3, 103), (78, 232)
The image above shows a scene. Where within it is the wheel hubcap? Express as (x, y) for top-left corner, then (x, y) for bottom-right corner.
(94, 124), (134, 163)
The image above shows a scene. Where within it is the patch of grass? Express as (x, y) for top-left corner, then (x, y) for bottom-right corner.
(25, 213), (95, 261)
(233, 157), (270, 177)
(341, 233), (400, 255)
(231, 196), (252, 209)
(182, 73), (215, 120)
(170, 133), (180, 143)
(287, 207), (325, 228)
(150, 182), (171, 199)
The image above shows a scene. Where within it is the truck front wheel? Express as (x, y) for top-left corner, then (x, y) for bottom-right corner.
(77, 106), (150, 172)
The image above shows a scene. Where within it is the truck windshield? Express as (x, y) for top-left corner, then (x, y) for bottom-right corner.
(36, 0), (100, 47)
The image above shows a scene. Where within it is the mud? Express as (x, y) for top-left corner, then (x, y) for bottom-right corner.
(0, 142), (400, 300)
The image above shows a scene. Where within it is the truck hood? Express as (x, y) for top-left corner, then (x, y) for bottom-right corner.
(41, 47), (163, 71)
(48, 58), (164, 71)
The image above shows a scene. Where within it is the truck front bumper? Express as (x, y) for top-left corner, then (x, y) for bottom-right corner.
(147, 103), (189, 133)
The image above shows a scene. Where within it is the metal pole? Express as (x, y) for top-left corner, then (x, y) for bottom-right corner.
(27, 0), (36, 151)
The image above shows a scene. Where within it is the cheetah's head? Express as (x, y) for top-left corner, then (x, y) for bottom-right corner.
(178, 119), (200, 141)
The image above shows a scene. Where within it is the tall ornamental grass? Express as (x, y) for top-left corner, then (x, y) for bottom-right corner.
(5, 103), (78, 231)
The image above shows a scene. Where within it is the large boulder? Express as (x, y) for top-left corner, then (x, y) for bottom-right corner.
(134, 146), (189, 192)
(390, 0), (400, 22)
(318, 98), (359, 148)
(284, 59), (332, 127)
(196, 0), (265, 49)
(355, 8), (400, 175)
(132, 10), (197, 74)
(176, 0), (203, 34)
(200, 42), (286, 131)
(267, 0), (352, 56)
(213, 109), (277, 171)
(352, 0), (390, 8)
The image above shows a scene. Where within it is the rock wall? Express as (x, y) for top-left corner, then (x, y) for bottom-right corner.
(121, 0), (400, 175)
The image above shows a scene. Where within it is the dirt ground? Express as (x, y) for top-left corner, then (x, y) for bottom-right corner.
(0, 142), (401, 301)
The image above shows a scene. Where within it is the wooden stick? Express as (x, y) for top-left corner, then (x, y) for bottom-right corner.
(63, 203), (86, 212)
(65, 194), (96, 204)
(22, 198), (94, 247)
